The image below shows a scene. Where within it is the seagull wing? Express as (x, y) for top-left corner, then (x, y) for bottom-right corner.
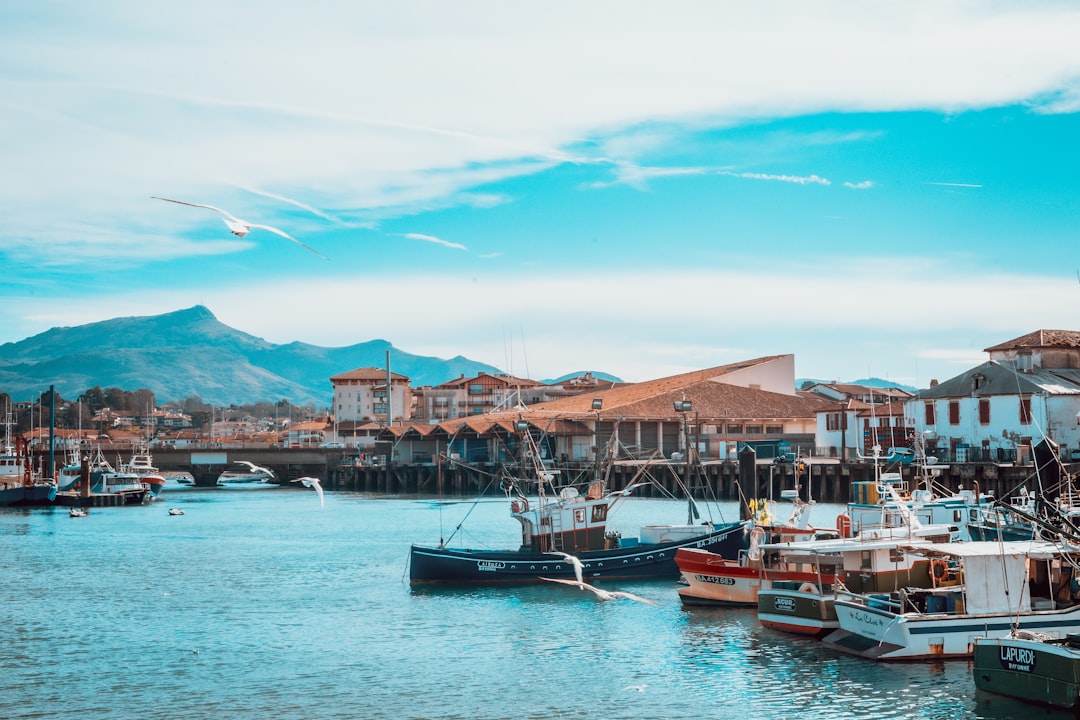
(540, 577), (602, 598)
(312, 481), (324, 507)
(543, 554), (584, 584)
(152, 196), (240, 222)
(236, 460), (256, 471)
(248, 224), (327, 259)
(606, 591), (659, 606)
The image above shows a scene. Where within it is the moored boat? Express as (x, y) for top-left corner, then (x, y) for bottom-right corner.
(0, 411), (57, 507)
(676, 491), (836, 607)
(824, 540), (1080, 661)
(120, 440), (167, 497)
(409, 430), (747, 585)
(53, 446), (151, 506)
(973, 632), (1080, 711)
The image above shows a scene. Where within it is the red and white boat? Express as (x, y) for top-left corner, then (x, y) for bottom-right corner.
(676, 491), (837, 607)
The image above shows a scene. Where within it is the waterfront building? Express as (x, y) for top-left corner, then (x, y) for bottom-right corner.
(905, 330), (1080, 464)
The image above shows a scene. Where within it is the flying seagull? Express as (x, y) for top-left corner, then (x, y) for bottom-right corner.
(152, 196), (327, 259)
(235, 460), (275, 479)
(546, 551), (584, 584)
(291, 476), (324, 507)
(540, 577), (659, 606)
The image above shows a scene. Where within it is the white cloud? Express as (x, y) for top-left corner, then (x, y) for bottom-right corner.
(720, 171), (831, 186)
(402, 233), (467, 251)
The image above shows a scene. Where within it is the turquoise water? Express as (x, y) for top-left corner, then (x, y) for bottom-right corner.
(0, 487), (1056, 719)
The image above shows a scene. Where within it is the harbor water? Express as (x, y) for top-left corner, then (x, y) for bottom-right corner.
(0, 487), (1056, 719)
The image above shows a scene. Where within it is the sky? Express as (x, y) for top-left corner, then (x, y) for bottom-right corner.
(3, 2), (1080, 389)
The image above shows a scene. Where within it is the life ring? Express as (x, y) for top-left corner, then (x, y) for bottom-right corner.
(836, 513), (851, 538)
(799, 582), (818, 594)
(931, 558), (948, 580)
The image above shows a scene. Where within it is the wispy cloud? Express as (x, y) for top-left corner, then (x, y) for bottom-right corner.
(591, 162), (707, 190)
(720, 171), (831, 186)
(924, 181), (983, 188)
(402, 233), (467, 251)
(844, 180), (875, 189)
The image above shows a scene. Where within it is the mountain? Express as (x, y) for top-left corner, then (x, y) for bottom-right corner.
(0, 306), (503, 406)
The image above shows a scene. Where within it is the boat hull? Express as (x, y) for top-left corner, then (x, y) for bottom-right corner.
(825, 598), (1080, 661)
(973, 636), (1080, 710)
(0, 483), (57, 507)
(409, 521), (747, 584)
(675, 547), (828, 608)
(757, 586), (838, 637)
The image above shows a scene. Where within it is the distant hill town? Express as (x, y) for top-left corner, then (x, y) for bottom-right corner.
(0, 305), (913, 408)
(0, 306), (506, 406)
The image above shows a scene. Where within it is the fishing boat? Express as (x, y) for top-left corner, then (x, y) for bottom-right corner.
(823, 540), (1080, 661)
(54, 446), (151, 506)
(0, 411), (57, 507)
(676, 490), (837, 607)
(756, 475), (964, 638)
(409, 430), (747, 585)
(973, 632), (1080, 711)
(119, 439), (167, 497)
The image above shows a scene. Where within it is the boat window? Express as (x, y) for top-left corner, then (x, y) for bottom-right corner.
(591, 505), (607, 522)
(861, 550), (872, 569)
(889, 549), (904, 563)
(574, 509), (585, 523)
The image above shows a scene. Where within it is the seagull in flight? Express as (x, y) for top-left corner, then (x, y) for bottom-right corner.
(546, 551), (585, 584)
(235, 460), (275, 479)
(540, 577), (659, 605)
(291, 476), (324, 507)
(152, 196), (327, 259)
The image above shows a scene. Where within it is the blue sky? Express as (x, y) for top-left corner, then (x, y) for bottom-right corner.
(3, 2), (1079, 388)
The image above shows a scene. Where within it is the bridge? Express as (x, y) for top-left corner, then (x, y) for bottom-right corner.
(149, 446), (346, 486)
(28, 445), (349, 487)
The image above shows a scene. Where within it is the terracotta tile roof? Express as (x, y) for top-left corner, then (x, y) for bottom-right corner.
(522, 356), (826, 420)
(435, 372), (543, 389)
(330, 367), (410, 382)
(984, 329), (1080, 352)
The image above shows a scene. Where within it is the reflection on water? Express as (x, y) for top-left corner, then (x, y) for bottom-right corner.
(0, 492), (1060, 719)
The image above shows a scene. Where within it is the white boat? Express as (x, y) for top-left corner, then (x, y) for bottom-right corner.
(119, 440), (167, 497)
(56, 445), (151, 505)
(824, 540), (1080, 661)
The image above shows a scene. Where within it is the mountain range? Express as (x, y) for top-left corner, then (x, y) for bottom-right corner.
(0, 306), (506, 406)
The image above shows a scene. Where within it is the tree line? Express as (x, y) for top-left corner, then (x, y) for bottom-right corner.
(1, 387), (319, 435)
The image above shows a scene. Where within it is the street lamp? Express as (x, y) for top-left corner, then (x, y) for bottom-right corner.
(674, 399), (694, 521)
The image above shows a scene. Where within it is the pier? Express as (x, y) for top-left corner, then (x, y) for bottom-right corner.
(33, 445), (1065, 502)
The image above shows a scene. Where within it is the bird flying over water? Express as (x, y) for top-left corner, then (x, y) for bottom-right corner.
(291, 476), (324, 507)
(546, 551), (584, 584)
(236, 460), (275, 479)
(152, 196), (327, 259)
(540, 577), (659, 605)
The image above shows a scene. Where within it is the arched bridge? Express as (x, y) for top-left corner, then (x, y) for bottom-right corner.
(148, 447), (343, 487)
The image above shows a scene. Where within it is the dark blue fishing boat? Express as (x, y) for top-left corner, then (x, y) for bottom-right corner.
(409, 433), (746, 584)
